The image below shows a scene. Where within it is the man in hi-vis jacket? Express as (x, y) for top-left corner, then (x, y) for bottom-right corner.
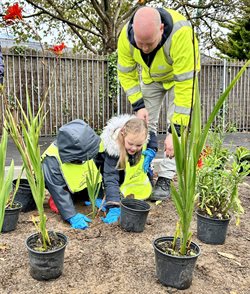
(117, 6), (200, 200)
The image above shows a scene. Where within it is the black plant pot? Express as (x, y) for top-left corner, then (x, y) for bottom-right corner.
(153, 236), (201, 290)
(26, 231), (68, 281)
(13, 178), (36, 212)
(196, 211), (230, 244)
(120, 198), (150, 233)
(1, 201), (22, 233)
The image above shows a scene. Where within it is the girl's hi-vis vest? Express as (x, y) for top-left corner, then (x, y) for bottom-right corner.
(42, 143), (102, 193)
(120, 146), (152, 200)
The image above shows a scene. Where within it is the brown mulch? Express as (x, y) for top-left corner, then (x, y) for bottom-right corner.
(0, 177), (249, 294)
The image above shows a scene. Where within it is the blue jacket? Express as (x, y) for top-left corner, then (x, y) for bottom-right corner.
(0, 46), (4, 85)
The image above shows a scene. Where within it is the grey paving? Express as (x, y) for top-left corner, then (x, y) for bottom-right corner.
(5, 133), (250, 167)
(6, 136), (56, 166)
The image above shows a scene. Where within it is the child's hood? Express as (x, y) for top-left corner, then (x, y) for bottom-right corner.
(100, 114), (136, 157)
(57, 119), (100, 163)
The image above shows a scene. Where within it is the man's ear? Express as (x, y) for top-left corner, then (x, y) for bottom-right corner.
(160, 23), (164, 32)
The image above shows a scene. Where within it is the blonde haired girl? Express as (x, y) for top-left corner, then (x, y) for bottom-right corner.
(116, 117), (148, 169)
(99, 114), (157, 224)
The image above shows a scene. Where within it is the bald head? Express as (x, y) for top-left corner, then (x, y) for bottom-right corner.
(133, 7), (163, 54)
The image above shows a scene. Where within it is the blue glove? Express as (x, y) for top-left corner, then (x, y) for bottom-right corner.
(142, 148), (156, 173)
(101, 207), (121, 224)
(67, 213), (92, 229)
(84, 198), (106, 212)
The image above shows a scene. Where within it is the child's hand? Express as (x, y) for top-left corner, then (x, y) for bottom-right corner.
(67, 213), (92, 229)
(142, 148), (156, 173)
(84, 198), (106, 212)
(101, 207), (120, 224)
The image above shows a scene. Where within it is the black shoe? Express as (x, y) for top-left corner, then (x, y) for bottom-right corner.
(150, 177), (171, 201)
(147, 166), (154, 187)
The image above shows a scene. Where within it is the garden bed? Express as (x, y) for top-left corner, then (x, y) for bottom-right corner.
(0, 177), (249, 294)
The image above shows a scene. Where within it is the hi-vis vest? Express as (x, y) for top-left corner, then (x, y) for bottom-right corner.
(117, 8), (200, 126)
(42, 144), (102, 193)
(120, 146), (152, 200)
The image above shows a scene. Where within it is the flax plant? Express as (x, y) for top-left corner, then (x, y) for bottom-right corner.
(4, 94), (50, 250)
(171, 60), (250, 255)
(86, 161), (102, 219)
(0, 128), (14, 232)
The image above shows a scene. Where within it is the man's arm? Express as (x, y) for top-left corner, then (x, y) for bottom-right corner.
(170, 27), (200, 127)
(117, 26), (145, 112)
(164, 27), (200, 157)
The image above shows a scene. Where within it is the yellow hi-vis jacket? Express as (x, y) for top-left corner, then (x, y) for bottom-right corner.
(42, 143), (102, 194)
(120, 146), (152, 200)
(117, 8), (200, 126)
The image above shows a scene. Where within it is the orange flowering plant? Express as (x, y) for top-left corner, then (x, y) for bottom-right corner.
(2, 3), (66, 250)
(195, 131), (250, 223)
(1, 3), (66, 56)
(49, 42), (67, 55)
(197, 146), (212, 168)
(3, 2), (23, 23)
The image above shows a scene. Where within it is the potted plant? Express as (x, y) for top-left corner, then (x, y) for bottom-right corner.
(85, 160), (103, 219)
(2, 3), (69, 280)
(196, 133), (250, 244)
(0, 127), (22, 233)
(4, 93), (68, 280)
(153, 59), (250, 289)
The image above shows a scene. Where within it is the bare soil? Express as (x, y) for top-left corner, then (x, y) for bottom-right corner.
(0, 177), (249, 294)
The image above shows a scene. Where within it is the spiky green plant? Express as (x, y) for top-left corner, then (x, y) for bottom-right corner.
(0, 128), (14, 232)
(86, 160), (102, 219)
(171, 60), (250, 255)
(4, 93), (50, 250)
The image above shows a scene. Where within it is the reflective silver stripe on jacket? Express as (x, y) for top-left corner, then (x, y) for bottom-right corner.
(118, 63), (137, 73)
(151, 72), (172, 78)
(129, 42), (135, 57)
(163, 20), (191, 65)
(174, 70), (196, 81)
(174, 105), (191, 115)
(126, 85), (141, 96)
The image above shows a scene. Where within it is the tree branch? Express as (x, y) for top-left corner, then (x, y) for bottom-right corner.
(90, 0), (110, 26)
(25, 0), (102, 38)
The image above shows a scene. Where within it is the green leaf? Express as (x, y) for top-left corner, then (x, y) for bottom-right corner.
(171, 59), (250, 255)
(0, 160), (14, 232)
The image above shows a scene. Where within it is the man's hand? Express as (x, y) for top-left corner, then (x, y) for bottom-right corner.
(164, 133), (174, 158)
(136, 108), (149, 124)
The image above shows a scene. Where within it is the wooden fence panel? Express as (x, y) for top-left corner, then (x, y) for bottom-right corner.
(0, 49), (249, 136)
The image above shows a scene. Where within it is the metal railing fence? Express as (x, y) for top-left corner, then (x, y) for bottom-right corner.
(0, 49), (249, 135)
(118, 59), (250, 133)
